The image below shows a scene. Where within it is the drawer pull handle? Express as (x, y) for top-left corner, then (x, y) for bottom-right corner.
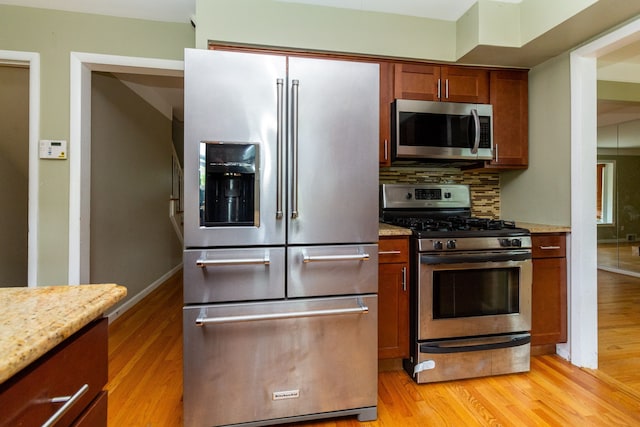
(196, 299), (369, 325)
(197, 257), (270, 267)
(302, 253), (370, 263)
(379, 250), (402, 255)
(539, 246), (561, 250)
(42, 384), (89, 427)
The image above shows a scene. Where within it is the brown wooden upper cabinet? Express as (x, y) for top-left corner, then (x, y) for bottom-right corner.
(393, 63), (489, 104)
(483, 70), (529, 169)
(379, 61), (394, 166)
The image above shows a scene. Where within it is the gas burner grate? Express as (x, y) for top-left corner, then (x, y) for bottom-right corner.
(387, 216), (518, 233)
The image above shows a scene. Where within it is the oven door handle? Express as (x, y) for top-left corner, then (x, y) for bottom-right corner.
(419, 334), (530, 354)
(420, 251), (531, 264)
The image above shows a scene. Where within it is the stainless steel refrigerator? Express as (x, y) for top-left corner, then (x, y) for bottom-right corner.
(182, 48), (379, 427)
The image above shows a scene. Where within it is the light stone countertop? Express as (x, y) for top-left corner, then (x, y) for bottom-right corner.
(379, 222), (570, 236)
(0, 283), (126, 384)
(378, 222), (413, 237)
(515, 222), (571, 234)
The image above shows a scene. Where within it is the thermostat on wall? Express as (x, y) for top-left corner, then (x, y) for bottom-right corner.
(39, 140), (67, 159)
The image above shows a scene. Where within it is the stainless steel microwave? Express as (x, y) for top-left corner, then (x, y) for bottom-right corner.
(392, 99), (493, 161)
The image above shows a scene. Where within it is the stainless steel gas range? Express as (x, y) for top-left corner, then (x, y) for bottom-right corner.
(380, 183), (532, 384)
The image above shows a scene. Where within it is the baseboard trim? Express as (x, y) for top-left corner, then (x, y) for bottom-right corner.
(105, 263), (182, 323)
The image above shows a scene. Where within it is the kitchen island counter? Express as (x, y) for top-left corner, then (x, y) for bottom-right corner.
(0, 283), (126, 384)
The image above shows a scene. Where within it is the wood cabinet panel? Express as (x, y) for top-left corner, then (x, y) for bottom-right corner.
(378, 237), (409, 263)
(0, 318), (108, 427)
(532, 234), (566, 258)
(378, 237), (410, 359)
(72, 391), (107, 427)
(394, 63), (440, 101)
(485, 70), (528, 169)
(441, 66), (489, 103)
(379, 61), (394, 166)
(393, 63), (489, 104)
(531, 234), (567, 349)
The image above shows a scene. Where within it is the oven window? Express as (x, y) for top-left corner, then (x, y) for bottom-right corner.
(433, 268), (519, 318)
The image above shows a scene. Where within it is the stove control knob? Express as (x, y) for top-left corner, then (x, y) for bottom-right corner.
(499, 238), (511, 247)
(511, 238), (522, 247)
(446, 240), (456, 249)
(433, 241), (443, 250)
(406, 192), (413, 200)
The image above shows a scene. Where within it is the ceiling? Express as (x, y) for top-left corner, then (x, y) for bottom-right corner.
(0, 0), (522, 23)
(3, 0), (640, 127)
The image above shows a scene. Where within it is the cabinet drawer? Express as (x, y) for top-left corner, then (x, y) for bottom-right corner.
(379, 237), (409, 263)
(0, 318), (107, 427)
(71, 391), (107, 427)
(532, 234), (566, 258)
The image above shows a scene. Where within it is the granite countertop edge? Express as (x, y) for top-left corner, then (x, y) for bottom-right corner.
(379, 222), (570, 236)
(0, 283), (127, 385)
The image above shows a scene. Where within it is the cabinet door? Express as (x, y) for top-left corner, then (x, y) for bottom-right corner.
(378, 262), (409, 359)
(487, 70), (528, 168)
(531, 257), (567, 346)
(441, 66), (489, 103)
(394, 63), (440, 101)
(0, 319), (107, 427)
(379, 61), (394, 166)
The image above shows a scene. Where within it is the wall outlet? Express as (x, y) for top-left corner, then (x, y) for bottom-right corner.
(627, 233), (637, 242)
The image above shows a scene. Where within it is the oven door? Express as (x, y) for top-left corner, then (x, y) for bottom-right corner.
(417, 250), (532, 340)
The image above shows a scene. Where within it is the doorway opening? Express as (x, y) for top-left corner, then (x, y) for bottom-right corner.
(0, 50), (40, 287)
(69, 52), (184, 318)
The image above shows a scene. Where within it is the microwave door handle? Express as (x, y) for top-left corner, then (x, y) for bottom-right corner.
(470, 108), (480, 154)
(291, 79), (299, 219)
(276, 78), (284, 220)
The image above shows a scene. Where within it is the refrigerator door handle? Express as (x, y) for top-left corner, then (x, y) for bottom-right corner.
(302, 253), (371, 263)
(276, 78), (284, 220)
(196, 257), (271, 267)
(195, 298), (369, 325)
(291, 79), (300, 219)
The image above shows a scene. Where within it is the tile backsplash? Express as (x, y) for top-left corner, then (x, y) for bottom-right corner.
(379, 167), (500, 218)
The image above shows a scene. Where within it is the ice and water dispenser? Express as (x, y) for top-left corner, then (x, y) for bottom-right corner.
(199, 142), (259, 227)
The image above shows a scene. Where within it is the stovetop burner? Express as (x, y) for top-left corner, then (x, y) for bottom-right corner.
(379, 183), (530, 240)
(390, 216), (517, 232)
(384, 216), (527, 239)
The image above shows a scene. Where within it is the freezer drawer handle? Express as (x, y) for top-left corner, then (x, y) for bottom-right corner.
(196, 257), (270, 267)
(195, 299), (369, 325)
(302, 253), (370, 263)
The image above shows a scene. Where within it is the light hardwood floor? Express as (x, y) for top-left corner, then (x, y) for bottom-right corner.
(597, 242), (640, 274)
(106, 270), (640, 426)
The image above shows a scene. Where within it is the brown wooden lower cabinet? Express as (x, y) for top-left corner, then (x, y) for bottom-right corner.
(0, 318), (108, 427)
(378, 236), (410, 359)
(531, 233), (568, 354)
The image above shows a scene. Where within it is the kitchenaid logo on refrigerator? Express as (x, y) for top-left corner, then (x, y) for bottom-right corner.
(272, 389), (300, 401)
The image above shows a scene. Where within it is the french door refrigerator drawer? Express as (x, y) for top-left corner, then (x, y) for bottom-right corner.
(183, 248), (285, 303)
(287, 244), (378, 297)
(183, 296), (378, 427)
